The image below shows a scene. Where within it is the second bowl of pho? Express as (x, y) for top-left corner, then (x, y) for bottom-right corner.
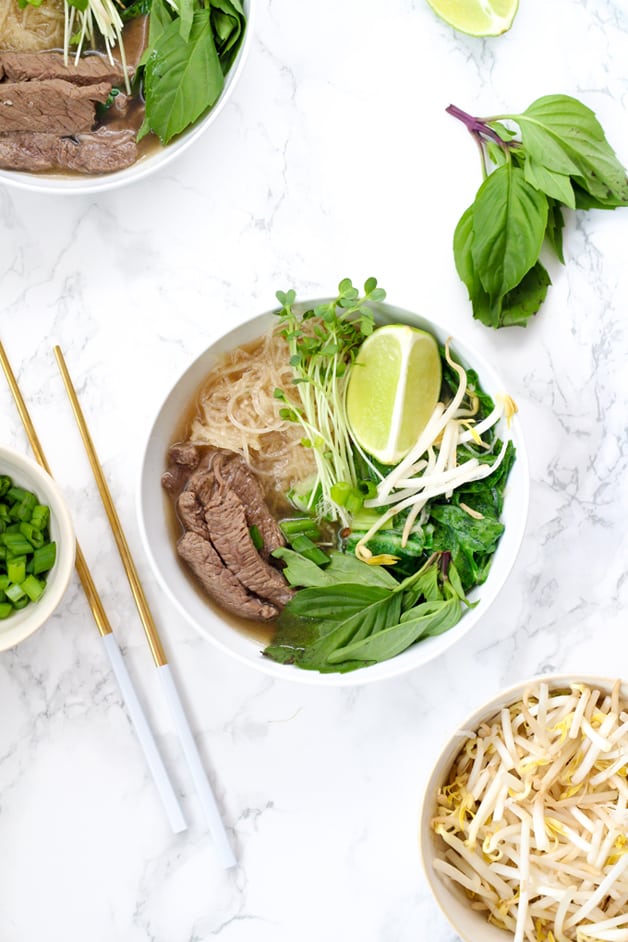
(0, 0), (253, 194)
(138, 286), (529, 685)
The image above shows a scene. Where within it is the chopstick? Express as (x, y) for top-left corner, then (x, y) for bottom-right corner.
(53, 345), (237, 870)
(0, 340), (187, 836)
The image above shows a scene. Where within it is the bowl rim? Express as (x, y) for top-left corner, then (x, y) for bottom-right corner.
(0, 0), (254, 195)
(137, 299), (530, 686)
(0, 445), (76, 651)
(417, 671), (627, 942)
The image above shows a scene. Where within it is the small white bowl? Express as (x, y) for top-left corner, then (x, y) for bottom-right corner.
(138, 300), (529, 686)
(0, 446), (75, 651)
(0, 0), (253, 195)
(418, 673), (626, 942)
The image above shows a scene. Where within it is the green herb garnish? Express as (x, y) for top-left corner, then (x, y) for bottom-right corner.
(0, 476), (56, 620)
(273, 277), (385, 526)
(264, 548), (467, 673)
(139, 0), (246, 145)
(449, 95), (628, 328)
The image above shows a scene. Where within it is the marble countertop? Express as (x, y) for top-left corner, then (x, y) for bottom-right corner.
(2, 0), (628, 939)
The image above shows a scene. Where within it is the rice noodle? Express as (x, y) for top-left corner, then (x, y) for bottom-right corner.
(431, 681), (628, 942)
(0, 0), (65, 51)
(188, 329), (316, 506)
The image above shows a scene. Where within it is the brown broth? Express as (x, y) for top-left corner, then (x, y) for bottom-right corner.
(164, 376), (282, 649)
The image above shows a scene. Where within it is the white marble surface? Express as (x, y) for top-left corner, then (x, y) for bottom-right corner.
(1, 0), (628, 939)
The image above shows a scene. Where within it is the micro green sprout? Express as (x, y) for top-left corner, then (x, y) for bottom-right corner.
(274, 278), (385, 527)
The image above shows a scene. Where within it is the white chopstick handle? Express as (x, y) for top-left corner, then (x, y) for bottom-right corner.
(157, 663), (236, 869)
(101, 633), (187, 835)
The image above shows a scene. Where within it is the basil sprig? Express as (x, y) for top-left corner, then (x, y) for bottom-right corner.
(450, 95), (628, 328)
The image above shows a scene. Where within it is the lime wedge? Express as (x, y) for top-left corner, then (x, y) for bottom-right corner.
(426, 0), (519, 36)
(346, 324), (442, 466)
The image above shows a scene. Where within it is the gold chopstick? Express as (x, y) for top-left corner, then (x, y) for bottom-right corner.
(0, 341), (110, 637)
(0, 339), (187, 834)
(52, 346), (167, 667)
(53, 345), (236, 868)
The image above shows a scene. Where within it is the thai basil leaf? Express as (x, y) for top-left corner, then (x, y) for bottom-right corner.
(453, 206), (498, 326)
(141, 8), (224, 144)
(496, 261), (552, 328)
(283, 592), (403, 672)
(273, 546), (398, 589)
(120, 0), (151, 21)
(286, 583), (390, 620)
(324, 551), (399, 588)
(211, 0), (245, 71)
(545, 199), (566, 263)
(471, 164), (549, 301)
(178, 0), (195, 41)
(453, 204), (477, 294)
(328, 596), (462, 665)
(524, 156), (575, 209)
(516, 95), (628, 206)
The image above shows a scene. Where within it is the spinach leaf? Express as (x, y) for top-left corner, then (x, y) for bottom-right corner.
(429, 505), (504, 590)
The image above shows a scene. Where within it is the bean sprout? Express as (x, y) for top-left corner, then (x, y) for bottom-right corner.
(432, 681), (628, 942)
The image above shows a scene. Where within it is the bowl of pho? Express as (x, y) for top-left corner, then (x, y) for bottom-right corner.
(418, 674), (628, 942)
(0, 0), (252, 193)
(138, 278), (528, 685)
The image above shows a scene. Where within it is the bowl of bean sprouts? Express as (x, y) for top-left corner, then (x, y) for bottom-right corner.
(419, 674), (628, 942)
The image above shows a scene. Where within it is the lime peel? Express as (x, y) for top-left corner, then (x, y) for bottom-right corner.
(346, 324), (442, 466)
(425, 0), (519, 37)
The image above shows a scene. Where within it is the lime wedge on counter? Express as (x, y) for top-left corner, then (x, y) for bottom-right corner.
(346, 324), (442, 466)
(426, 0), (519, 36)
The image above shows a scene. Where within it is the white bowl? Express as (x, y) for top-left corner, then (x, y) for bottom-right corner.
(0, 0), (253, 195)
(418, 673), (626, 942)
(0, 446), (75, 651)
(138, 300), (529, 686)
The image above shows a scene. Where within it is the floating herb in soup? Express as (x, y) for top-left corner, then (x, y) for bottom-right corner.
(162, 278), (516, 674)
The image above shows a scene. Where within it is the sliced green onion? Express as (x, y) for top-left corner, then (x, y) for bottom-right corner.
(0, 475), (55, 618)
(32, 542), (56, 575)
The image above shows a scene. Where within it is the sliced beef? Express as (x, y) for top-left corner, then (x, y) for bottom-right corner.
(161, 442), (201, 497)
(202, 486), (295, 609)
(0, 127), (137, 173)
(208, 449), (286, 559)
(0, 79), (111, 134)
(163, 443), (295, 622)
(0, 51), (129, 87)
(177, 532), (280, 623)
(176, 489), (210, 541)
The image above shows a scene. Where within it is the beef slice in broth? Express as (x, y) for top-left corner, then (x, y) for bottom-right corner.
(0, 78), (111, 133)
(163, 443), (294, 622)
